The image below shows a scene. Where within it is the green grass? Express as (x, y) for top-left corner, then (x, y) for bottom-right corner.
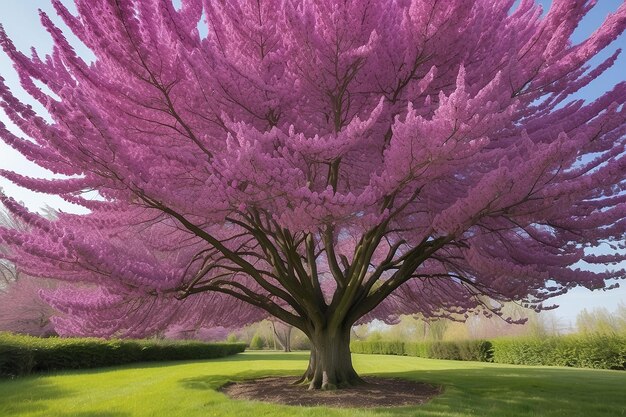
(0, 351), (625, 417)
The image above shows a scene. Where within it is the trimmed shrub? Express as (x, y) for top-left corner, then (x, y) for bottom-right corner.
(350, 339), (493, 362)
(428, 341), (461, 360)
(249, 334), (266, 350)
(0, 335), (36, 376)
(0, 332), (246, 378)
(404, 341), (430, 358)
(352, 334), (625, 370)
(456, 340), (493, 362)
(492, 334), (626, 370)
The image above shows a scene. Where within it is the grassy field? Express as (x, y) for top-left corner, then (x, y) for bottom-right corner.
(0, 351), (624, 417)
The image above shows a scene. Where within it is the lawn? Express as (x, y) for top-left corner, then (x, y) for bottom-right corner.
(0, 351), (624, 417)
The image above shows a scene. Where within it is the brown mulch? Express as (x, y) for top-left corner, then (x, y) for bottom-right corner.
(219, 376), (443, 408)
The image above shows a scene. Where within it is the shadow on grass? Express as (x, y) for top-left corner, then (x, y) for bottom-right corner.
(43, 351), (290, 377)
(0, 378), (76, 416)
(0, 375), (131, 417)
(362, 366), (626, 416)
(176, 356), (626, 416)
(4, 353), (624, 417)
(43, 413), (128, 417)
(180, 369), (301, 391)
(227, 352), (310, 362)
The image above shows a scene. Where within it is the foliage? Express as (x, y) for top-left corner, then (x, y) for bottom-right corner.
(366, 331), (384, 342)
(0, 211), (59, 337)
(269, 320), (294, 352)
(2, 352), (626, 417)
(351, 339), (493, 362)
(0, 211), (18, 288)
(353, 333), (626, 370)
(429, 340), (493, 362)
(576, 304), (626, 335)
(162, 325), (230, 342)
(355, 308), (563, 344)
(466, 306), (562, 339)
(0, 332), (246, 378)
(249, 333), (266, 350)
(0, 0), (625, 388)
(0, 276), (58, 336)
(491, 334), (626, 370)
(289, 332), (312, 351)
(427, 320), (449, 342)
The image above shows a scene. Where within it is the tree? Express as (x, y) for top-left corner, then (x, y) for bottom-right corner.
(0, 0), (625, 390)
(0, 210), (58, 336)
(163, 324), (229, 341)
(249, 333), (266, 350)
(576, 305), (626, 335)
(270, 319), (293, 352)
(0, 210), (22, 287)
(0, 275), (58, 336)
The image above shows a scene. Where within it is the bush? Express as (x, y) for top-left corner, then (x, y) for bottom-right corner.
(290, 333), (311, 350)
(0, 332), (246, 378)
(351, 334), (625, 370)
(429, 340), (493, 361)
(492, 334), (626, 370)
(350, 339), (493, 362)
(249, 333), (265, 350)
(404, 341), (430, 358)
(0, 335), (36, 376)
(350, 334), (626, 369)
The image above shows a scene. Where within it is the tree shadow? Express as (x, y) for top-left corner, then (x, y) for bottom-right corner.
(178, 359), (625, 416)
(179, 369), (300, 391)
(363, 366), (626, 416)
(0, 378), (75, 416)
(40, 412), (128, 417)
(227, 352), (309, 362)
(0, 377), (130, 417)
(5, 353), (622, 416)
(42, 352), (268, 377)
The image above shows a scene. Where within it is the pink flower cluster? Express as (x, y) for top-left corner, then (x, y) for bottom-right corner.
(0, 0), (624, 336)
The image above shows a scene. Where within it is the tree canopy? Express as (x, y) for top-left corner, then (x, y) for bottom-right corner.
(0, 0), (625, 389)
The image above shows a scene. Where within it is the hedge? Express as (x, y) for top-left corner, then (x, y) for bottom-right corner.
(491, 334), (626, 370)
(351, 334), (626, 370)
(350, 339), (493, 362)
(0, 332), (247, 377)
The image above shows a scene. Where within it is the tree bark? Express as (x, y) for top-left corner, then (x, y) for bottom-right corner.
(296, 325), (363, 390)
(280, 325), (292, 352)
(271, 321), (293, 352)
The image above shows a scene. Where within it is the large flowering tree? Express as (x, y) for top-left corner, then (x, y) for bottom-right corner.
(1, 0), (625, 389)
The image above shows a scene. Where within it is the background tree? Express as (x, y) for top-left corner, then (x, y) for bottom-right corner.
(576, 304), (626, 335)
(0, 275), (58, 336)
(466, 303), (561, 339)
(0, 209), (58, 336)
(162, 324), (229, 341)
(0, 210), (21, 287)
(270, 319), (293, 352)
(0, 0), (625, 389)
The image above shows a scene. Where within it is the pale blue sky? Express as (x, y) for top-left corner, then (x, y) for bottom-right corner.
(0, 1), (624, 329)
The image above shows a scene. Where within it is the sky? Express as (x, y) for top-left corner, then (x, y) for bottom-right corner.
(0, 1), (625, 330)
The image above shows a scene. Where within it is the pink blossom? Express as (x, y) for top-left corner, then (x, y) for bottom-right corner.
(0, 0), (623, 341)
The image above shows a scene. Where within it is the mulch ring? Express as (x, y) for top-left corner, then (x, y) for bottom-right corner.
(219, 376), (443, 408)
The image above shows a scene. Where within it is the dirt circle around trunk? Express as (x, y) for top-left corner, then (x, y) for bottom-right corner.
(220, 376), (443, 408)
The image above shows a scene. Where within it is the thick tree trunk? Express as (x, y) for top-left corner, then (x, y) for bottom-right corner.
(296, 325), (363, 390)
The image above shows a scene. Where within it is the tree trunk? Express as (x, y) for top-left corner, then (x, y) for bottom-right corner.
(297, 325), (363, 390)
(272, 321), (293, 352)
(282, 325), (292, 352)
